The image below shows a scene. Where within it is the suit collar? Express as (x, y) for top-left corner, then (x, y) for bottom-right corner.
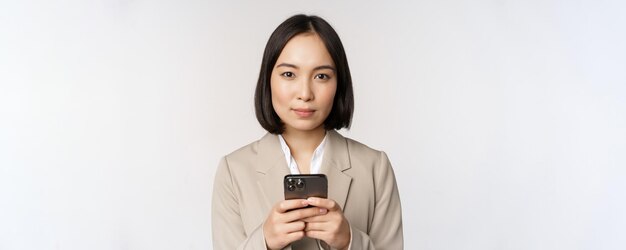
(320, 130), (351, 172)
(255, 130), (353, 210)
(255, 130), (351, 173)
(320, 130), (353, 210)
(255, 132), (285, 174)
(255, 133), (289, 211)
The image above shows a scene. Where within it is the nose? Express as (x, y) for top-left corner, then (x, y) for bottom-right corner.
(297, 79), (314, 102)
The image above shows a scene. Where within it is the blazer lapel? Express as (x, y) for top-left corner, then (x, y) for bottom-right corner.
(320, 130), (353, 210)
(255, 131), (353, 211)
(255, 133), (290, 211)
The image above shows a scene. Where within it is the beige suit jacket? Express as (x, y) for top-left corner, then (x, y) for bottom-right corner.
(212, 130), (403, 249)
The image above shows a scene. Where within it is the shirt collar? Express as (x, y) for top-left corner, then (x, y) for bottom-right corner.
(277, 132), (328, 174)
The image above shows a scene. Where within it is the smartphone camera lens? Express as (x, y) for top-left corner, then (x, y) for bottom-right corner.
(296, 179), (305, 189)
(287, 178), (295, 185)
(288, 184), (296, 191)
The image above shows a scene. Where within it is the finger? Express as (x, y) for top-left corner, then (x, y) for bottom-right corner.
(287, 231), (306, 240)
(304, 230), (329, 241)
(276, 199), (309, 213)
(306, 197), (340, 211)
(301, 214), (329, 223)
(284, 206), (327, 222)
(281, 231), (306, 245)
(304, 221), (330, 232)
(281, 221), (306, 234)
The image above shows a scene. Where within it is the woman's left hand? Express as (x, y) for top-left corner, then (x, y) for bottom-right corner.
(302, 197), (351, 250)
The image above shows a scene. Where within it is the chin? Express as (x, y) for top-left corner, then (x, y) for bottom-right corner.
(286, 122), (325, 132)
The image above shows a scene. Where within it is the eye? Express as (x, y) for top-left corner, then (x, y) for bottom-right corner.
(281, 72), (295, 78)
(315, 74), (331, 80)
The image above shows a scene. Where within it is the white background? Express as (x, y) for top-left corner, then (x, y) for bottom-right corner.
(1, 0), (625, 249)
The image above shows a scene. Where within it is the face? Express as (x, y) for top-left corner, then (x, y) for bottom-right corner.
(271, 33), (337, 134)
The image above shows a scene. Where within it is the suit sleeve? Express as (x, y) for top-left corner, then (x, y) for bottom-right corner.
(349, 151), (404, 250)
(212, 157), (268, 250)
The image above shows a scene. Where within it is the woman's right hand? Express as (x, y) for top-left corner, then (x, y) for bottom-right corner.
(263, 199), (329, 249)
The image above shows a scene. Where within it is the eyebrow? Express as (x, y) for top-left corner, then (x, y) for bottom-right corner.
(276, 63), (336, 72)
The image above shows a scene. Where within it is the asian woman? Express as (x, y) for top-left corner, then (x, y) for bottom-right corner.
(212, 14), (403, 250)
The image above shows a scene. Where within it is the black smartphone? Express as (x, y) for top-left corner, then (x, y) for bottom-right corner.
(284, 174), (328, 200)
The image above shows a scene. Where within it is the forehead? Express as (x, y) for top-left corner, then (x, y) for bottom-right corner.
(275, 33), (335, 68)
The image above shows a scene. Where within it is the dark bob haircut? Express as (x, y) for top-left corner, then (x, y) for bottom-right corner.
(254, 14), (354, 134)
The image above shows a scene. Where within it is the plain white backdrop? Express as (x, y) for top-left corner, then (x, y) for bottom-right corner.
(1, 0), (625, 249)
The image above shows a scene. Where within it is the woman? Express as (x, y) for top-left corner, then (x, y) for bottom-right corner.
(212, 14), (403, 250)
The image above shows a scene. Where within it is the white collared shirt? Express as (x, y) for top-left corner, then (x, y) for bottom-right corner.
(278, 133), (327, 174)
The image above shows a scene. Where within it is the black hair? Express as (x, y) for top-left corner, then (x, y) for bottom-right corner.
(254, 14), (354, 134)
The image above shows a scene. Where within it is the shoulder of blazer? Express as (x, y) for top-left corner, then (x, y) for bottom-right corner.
(345, 136), (380, 154)
(329, 131), (387, 171)
(220, 134), (264, 168)
(222, 133), (284, 174)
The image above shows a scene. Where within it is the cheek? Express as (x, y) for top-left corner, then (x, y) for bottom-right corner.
(270, 81), (288, 110)
(322, 84), (338, 109)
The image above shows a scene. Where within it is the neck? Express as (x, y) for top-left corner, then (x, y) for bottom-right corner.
(281, 126), (327, 155)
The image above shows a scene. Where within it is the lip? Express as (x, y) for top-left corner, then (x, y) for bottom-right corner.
(292, 108), (315, 118)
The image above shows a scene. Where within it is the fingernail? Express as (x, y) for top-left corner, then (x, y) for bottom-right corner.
(319, 208), (328, 214)
(307, 197), (316, 202)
